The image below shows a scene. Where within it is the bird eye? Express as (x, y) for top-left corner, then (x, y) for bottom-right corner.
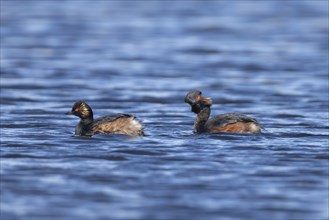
(74, 108), (79, 112)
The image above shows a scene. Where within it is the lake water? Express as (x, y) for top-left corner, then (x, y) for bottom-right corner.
(1, 1), (328, 219)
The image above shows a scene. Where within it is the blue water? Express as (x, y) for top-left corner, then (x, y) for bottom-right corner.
(1, 1), (328, 219)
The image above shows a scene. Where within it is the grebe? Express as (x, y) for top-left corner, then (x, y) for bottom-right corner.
(66, 100), (144, 136)
(185, 90), (262, 134)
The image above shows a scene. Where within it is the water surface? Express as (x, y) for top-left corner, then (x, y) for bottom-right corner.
(1, 1), (328, 219)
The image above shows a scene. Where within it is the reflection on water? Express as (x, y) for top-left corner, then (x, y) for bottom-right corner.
(1, 1), (328, 220)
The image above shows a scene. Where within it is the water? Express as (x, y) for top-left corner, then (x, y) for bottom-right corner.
(1, 1), (328, 219)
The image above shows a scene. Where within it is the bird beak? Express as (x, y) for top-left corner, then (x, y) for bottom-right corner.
(185, 98), (195, 105)
(65, 111), (73, 115)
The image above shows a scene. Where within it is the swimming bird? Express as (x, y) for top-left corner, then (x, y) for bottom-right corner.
(66, 100), (144, 136)
(185, 90), (262, 134)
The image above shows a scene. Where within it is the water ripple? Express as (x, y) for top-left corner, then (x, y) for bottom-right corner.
(1, 1), (328, 220)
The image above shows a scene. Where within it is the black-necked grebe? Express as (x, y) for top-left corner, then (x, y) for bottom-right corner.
(185, 90), (262, 134)
(66, 100), (144, 136)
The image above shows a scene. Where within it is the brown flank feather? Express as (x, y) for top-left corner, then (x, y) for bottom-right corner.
(209, 122), (260, 133)
(94, 117), (144, 136)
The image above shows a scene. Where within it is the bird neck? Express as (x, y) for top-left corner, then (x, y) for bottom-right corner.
(194, 106), (211, 133)
(80, 114), (93, 125)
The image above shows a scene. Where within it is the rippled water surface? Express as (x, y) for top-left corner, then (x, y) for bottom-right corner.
(1, 1), (328, 219)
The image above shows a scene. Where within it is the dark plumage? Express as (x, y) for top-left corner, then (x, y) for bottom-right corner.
(185, 90), (262, 134)
(66, 100), (144, 136)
